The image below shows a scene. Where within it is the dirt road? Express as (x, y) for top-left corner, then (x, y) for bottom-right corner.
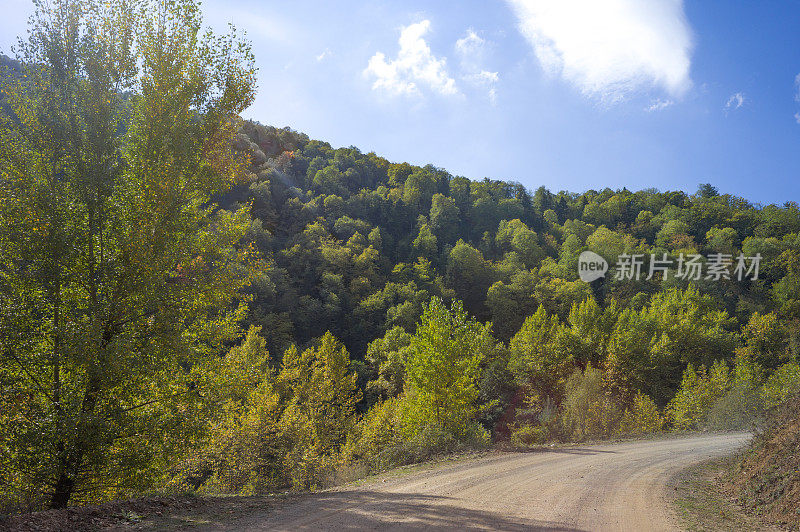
(206, 433), (751, 531)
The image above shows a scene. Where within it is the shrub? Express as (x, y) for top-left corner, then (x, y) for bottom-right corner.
(341, 394), (489, 477)
(666, 361), (730, 430)
(618, 391), (663, 435)
(506, 392), (566, 446)
(761, 362), (800, 409)
(357, 420), (488, 472)
(340, 397), (402, 469)
(706, 385), (763, 431)
(562, 366), (621, 440)
(510, 424), (547, 446)
(706, 354), (765, 431)
(537, 396), (566, 441)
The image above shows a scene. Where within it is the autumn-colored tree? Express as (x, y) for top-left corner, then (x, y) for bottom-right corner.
(666, 361), (730, 430)
(277, 332), (361, 489)
(562, 366), (620, 440)
(0, 0), (258, 508)
(176, 329), (361, 493)
(618, 391), (663, 435)
(738, 312), (792, 369)
(185, 327), (285, 495)
(762, 361), (800, 409)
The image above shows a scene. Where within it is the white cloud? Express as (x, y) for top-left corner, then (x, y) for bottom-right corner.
(455, 29), (499, 103)
(646, 98), (674, 112)
(794, 112), (800, 124)
(316, 48), (332, 62)
(506, 0), (694, 102)
(725, 92), (744, 111)
(473, 70), (499, 84)
(455, 29), (485, 58)
(364, 20), (458, 97)
(466, 70), (500, 104)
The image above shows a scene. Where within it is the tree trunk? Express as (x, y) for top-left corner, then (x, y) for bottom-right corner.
(50, 469), (74, 509)
(49, 326), (110, 508)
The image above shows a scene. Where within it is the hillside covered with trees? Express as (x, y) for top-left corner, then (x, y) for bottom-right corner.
(217, 118), (800, 444)
(2, 0), (800, 515)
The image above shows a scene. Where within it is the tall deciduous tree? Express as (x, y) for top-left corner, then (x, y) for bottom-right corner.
(404, 297), (486, 433)
(508, 305), (574, 401)
(0, 0), (258, 508)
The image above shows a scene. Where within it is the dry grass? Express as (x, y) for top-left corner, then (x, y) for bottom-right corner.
(725, 395), (800, 530)
(671, 454), (781, 531)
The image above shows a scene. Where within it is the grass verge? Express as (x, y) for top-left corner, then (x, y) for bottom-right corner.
(671, 454), (782, 532)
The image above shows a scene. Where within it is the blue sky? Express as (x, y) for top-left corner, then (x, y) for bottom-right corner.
(3, 1), (800, 205)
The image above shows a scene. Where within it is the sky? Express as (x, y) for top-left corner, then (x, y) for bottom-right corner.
(2, 0), (800, 205)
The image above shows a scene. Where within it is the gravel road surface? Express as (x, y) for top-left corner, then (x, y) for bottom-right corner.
(205, 433), (751, 531)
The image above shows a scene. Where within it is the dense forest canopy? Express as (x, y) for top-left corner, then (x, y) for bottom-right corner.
(226, 120), (800, 362)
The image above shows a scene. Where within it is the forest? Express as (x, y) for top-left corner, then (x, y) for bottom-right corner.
(2, 0), (800, 514)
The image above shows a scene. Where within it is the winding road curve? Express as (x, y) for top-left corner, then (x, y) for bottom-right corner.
(207, 433), (751, 531)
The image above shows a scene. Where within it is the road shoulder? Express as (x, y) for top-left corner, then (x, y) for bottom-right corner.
(670, 454), (784, 532)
